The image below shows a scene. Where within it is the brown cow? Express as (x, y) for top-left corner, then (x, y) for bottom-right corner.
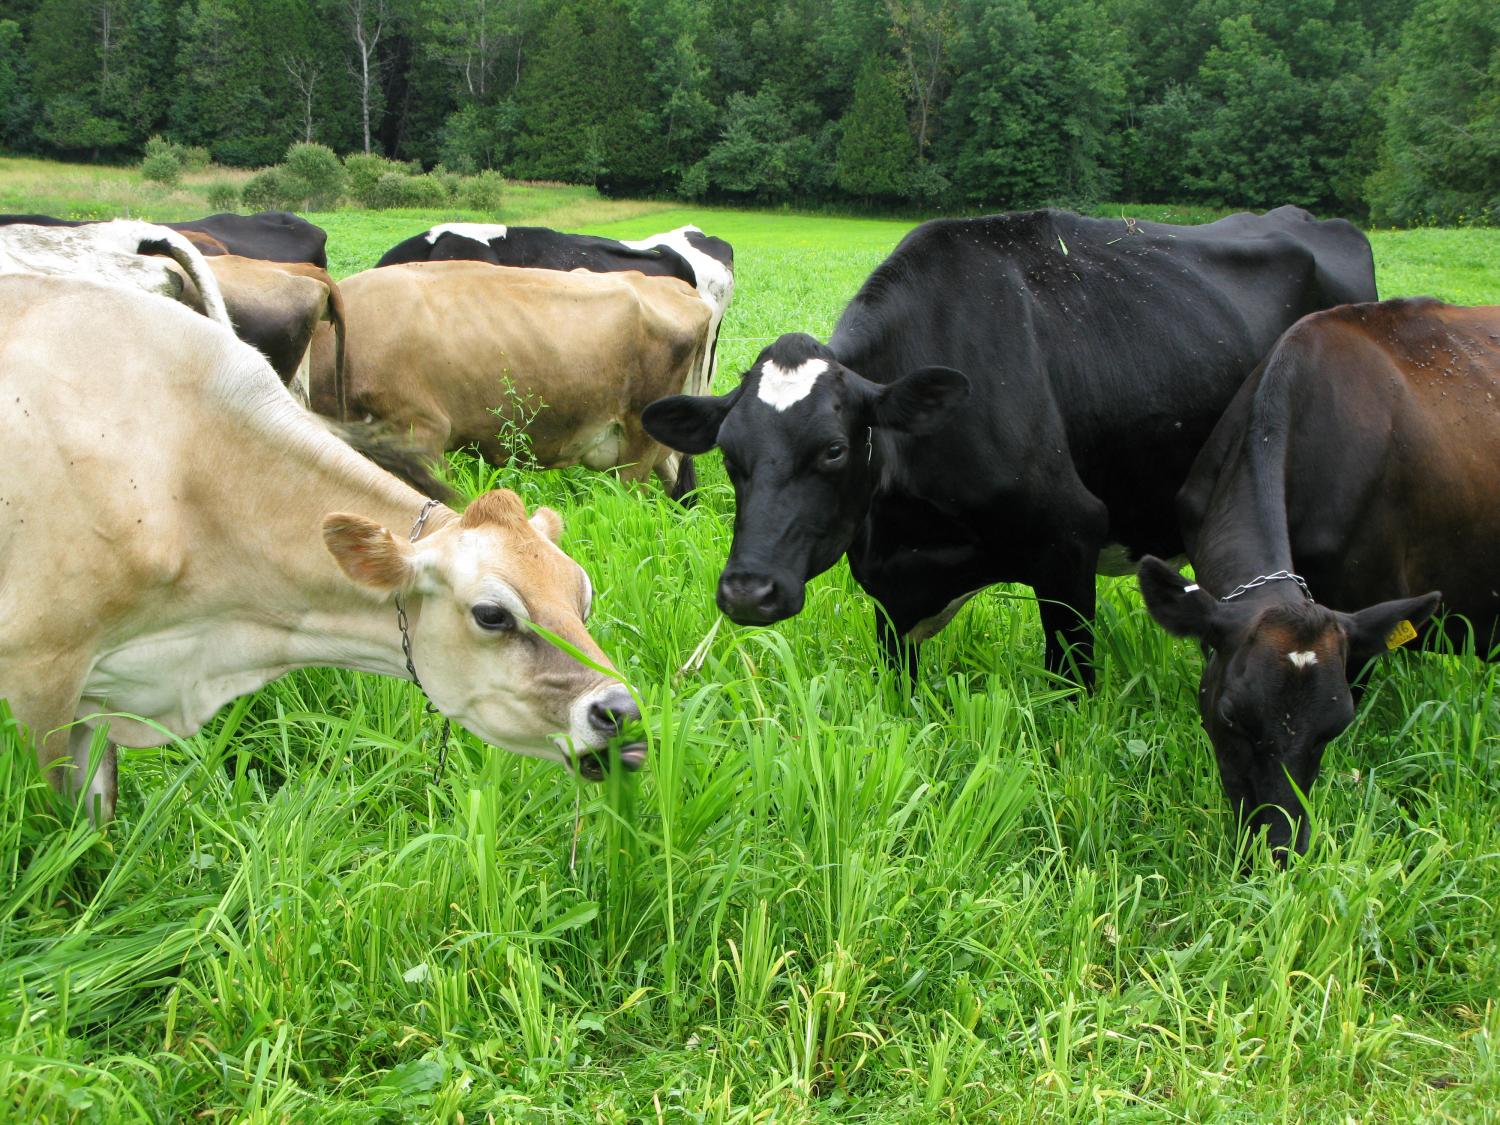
(313, 261), (711, 490)
(1138, 298), (1500, 860)
(198, 254), (347, 413)
(0, 275), (643, 820)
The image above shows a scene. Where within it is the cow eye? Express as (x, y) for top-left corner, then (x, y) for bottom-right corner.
(824, 442), (848, 464)
(471, 603), (517, 632)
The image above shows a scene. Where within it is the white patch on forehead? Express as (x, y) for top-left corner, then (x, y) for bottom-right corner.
(425, 222), (508, 246)
(1287, 650), (1318, 669)
(756, 358), (828, 411)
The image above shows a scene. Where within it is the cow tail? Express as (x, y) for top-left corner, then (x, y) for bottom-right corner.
(325, 274), (349, 422)
(137, 226), (233, 329)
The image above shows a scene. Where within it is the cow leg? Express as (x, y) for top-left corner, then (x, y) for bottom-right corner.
(67, 722), (117, 822)
(4, 669), (112, 817)
(1027, 491), (1109, 689)
(661, 454), (698, 507)
(875, 604), (920, 688)
(291, 344), (313, 407)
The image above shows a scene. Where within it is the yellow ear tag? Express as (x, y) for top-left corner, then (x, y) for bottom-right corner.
(1386, 619), (1418, 650)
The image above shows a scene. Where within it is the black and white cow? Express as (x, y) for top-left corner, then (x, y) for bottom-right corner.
(643, 206), (1377, 685)
(0, 210), (329, 268)
(377, 222), (736, 501)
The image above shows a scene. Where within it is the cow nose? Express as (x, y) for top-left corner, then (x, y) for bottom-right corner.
(587, 686), (640, 736)
(717, 570), (784, 624)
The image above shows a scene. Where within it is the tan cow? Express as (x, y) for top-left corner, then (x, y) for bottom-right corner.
(313, 261), (712, 491)
(0, 275), (644, 820)
(0, 218), (231, 328)
(198, 254), (347, 412)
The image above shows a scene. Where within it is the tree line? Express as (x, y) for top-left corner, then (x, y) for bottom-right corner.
(0, 0), (1495, 225)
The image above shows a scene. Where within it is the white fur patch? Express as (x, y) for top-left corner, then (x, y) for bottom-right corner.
(425, 222), (508, 246)
(756, 358), (828, 411)
(1288, 650), (1318, 669)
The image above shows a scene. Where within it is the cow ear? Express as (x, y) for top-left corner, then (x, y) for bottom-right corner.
(873, 366), (969, 435)
(1137, 555), (1220, 640)
(323, 514), (417, 592)
(1340, 590), (1441, 671)
(642, 388), (740, 454)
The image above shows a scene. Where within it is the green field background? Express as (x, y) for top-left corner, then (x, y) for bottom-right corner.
(2, 180), (1498, 1122)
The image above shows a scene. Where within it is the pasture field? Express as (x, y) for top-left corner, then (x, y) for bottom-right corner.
(2, 181), (1499, 1122)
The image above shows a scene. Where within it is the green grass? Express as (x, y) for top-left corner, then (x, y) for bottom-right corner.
(2, 162), (1499, 1122)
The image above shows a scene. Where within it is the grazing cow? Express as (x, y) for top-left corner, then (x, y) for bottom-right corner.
(167, 211), (328, 268)
(1136, 298), (1500, 858)
(0, 218), (231, 328)
(0, 210), (328, 268)
(377, 223), (736, 499)
(0, 275), (644, 820)
(199, 253), (347, 412)
(643, 206), (1376, 684)
(314, 261), (711, 495)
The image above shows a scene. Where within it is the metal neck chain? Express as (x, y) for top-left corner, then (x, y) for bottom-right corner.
(1218, 570), (1314, 604)
(391, 498), (451, 781)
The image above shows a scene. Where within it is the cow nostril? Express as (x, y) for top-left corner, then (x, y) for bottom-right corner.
(720, 572), (777, 608)
(587, 688), (639, 734)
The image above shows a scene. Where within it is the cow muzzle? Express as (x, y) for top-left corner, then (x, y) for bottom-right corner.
(569, 684), (646, 780)
(717, 568), (802, 625)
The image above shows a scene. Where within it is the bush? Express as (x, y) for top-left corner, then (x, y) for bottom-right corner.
(346, 153), (415, 207)
(461, 170), (504, 211)
(140, 150), (181, 187)
(242, 166), (297, 211)
(283, 142), (346, 208)
(365, 171), (417, 209)
(205, 181), (240, 212)
(179, 145), (211, 172)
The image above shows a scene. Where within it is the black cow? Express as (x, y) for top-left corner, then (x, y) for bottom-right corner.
(1138, 298), (1500, 859)
(643, 206), (1376, 686)
(167, 211), (328, 268)
(0, 210), (328, 268)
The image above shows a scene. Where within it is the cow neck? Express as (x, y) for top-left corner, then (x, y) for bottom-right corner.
(1189, 426), (1298, 604)
(209, 415), (458, 683)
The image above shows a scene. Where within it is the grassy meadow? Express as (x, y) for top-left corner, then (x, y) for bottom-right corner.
(2, 164), (1499, 1122)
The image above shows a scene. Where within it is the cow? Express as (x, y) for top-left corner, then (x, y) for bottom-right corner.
(376, 223), (736, 500)
(0, 274), (645, 821)
(0, 218), (231, 328)
(0, 210), (328, 268)
(196, 253), (347, 413)
(166, 210), (328, 268)
(642, 206), (1377, 686)
(1136, 298), (1500, 860)
(312, 261), (712, 497)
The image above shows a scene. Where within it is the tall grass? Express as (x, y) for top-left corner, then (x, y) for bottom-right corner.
(1, 186), (1497, 1120)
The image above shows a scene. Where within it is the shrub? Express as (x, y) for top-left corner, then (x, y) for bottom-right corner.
(365, 171), (417, 209)
(282, 142), (346, 208)
(346, 153), (413, 207)
(242, 166), (297, 211)
(405, 173), (454, 207)
(461, 170), (504, 211)
(140, 150), (181, 187)
(205, 181), (240, 212)
(179, 145), (211, 172)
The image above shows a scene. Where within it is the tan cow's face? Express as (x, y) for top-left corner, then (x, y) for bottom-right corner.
(323, 489), (643, 778)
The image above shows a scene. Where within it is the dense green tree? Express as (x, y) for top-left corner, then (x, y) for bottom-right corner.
(0, 19), (35, 150)
(0, 0), (1491, 224)
(941, 0), (1124, 208)
(836, 59), (913, 201)
(1366, 0), (1500, 224)
(1182, 3), (1376, 212)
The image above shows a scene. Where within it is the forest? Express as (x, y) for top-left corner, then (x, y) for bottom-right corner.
(0, 0), (1495, 225)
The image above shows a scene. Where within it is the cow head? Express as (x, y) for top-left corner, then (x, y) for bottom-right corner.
(323, 489), (643, 779)
(1137, 556), (1440, 860)
(642, 333), (968, 625)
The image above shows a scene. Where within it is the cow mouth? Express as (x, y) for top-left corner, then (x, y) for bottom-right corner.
(573, 741), (648, 781)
